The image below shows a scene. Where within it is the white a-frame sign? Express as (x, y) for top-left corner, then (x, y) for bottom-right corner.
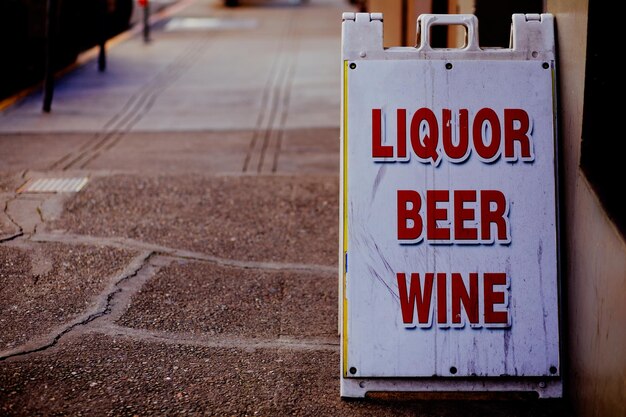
(340, 13), (561, 398)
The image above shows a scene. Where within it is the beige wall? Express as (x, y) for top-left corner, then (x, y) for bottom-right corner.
(546, 0), (626, 416)
(447, 0), (474, 47)
(366, 0), (432, 47)
(366, 0), (404, 46)
(408, 0), (433, 46)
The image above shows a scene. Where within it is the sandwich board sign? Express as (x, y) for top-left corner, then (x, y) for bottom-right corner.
(339, 13), (562, 398)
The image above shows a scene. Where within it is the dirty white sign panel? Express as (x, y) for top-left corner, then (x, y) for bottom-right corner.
(340, 13), (560, 393)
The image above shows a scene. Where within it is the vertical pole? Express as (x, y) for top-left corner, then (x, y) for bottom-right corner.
(98, 0), (107, 72)
(401, 0), (408, 46)
(143, 1), (151, 43)
(42, 0), (56, 112)
(98, 41), (106, 72)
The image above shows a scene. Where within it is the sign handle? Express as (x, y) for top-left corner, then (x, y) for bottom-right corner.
(416, 14), (481, 52)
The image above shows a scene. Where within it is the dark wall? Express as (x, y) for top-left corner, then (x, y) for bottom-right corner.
(0, 0), (133, 99)
(580, 1), (625, 237)
(474, 0), (543, 47)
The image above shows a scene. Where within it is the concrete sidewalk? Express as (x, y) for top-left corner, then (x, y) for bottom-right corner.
(0, 0), (571, 415)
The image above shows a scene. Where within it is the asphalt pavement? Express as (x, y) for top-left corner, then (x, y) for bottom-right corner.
(0, 0), (572, 415)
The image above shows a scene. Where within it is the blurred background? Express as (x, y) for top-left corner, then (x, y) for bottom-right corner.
(0, 0), (187, 101)
(352, 0), (542, 48)
(0, 0), (544, 102)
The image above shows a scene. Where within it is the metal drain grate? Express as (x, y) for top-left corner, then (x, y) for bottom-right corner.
(18, 177), (89, 193)
(164, 17), (258, 31)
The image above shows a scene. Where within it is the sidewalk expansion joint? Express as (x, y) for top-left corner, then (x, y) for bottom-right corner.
(0, 251), (155, 362)
(33, 232), (337, 275)
(88, 324), (340, 352)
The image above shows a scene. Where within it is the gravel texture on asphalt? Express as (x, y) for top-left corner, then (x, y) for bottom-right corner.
(0, 243), (136, 350)
(0, 333), (571, 416)
(117, 259), (337, 337)
(52, 174), (339, 266)
(270, 127), (340, 174)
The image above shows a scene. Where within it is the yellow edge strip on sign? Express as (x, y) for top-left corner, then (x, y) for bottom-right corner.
(342, 60), (349, 377)
(551, 64), (558, 146)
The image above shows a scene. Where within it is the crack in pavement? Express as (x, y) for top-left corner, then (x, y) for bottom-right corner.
(1, 249), (339, 361)
(3, 194), (48, 238)
(33, 203), (45, 235)
(0, 251), (154, 361)
(2, 197), (336, 359)
(0, 231), (23, 244)
(2, 178), (337, 361)
(0, 195), (25, 243)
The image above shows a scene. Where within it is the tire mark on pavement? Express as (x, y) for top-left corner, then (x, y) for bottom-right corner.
(243, 10), (298, 174)
(270, 42), (298, 173)
(48, 37), (213, 172)
(242, 39), (282, 173)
